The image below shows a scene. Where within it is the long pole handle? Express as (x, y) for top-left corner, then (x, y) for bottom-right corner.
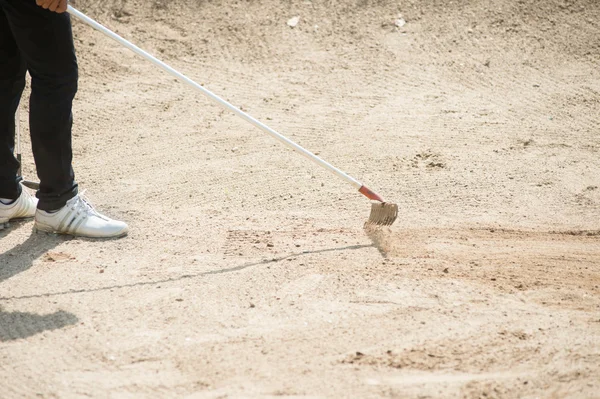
(15, 98), (38, 190)
(16, 100), (21, 177)
(66, 6), (384, 199)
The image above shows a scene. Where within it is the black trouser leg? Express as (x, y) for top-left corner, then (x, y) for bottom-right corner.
(0, 4), (25, 200)
(0, 0), (78, 211)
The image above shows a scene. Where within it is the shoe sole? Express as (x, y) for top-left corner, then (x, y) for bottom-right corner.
(33, 223), (129, 239)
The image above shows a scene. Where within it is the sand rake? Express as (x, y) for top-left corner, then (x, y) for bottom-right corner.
(66, 6), (398, 226)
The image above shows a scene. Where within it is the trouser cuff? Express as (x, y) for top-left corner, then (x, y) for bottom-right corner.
(36, 184), (78, 211)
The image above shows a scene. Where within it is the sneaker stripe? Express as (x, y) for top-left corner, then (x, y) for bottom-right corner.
(65, 214), (81, 234)
(71, 216), (87, 235)
(57, 211), (75, 232)
(14, 198), (24, 218)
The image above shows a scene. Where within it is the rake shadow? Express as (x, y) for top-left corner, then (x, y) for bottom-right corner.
(0, 244), (374, 301)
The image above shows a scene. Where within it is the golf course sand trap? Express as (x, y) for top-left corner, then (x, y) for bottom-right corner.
(1, 0), (599, 397)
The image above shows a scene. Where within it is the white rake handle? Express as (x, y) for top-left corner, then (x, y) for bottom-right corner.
(16, 102), (20, 152)
(67, 6), (386, 202)
(16, 101), (21, 176)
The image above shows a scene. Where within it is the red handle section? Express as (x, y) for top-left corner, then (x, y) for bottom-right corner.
(359, 185), (385, 202)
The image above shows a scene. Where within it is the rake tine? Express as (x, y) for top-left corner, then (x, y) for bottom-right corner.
(367, 202), (398, 227)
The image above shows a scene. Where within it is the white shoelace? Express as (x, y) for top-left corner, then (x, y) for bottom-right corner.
(74, 191), (110, 221)
(73, 190), (94, 214)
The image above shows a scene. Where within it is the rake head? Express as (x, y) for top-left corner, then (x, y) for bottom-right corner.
(367, 202), (398, 226)
(21, 180), (40, 191)
(358, 185), (398, 226)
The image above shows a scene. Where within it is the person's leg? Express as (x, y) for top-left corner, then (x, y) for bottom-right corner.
(2, 0), (78, 211)
(0, 2), (26, 201)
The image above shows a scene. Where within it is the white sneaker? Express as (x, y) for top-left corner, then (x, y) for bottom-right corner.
(0, 186), (38, 229)
(34, 193), (129, 238)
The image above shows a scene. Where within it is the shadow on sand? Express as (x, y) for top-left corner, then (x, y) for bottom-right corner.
(0, 308), (78, 342)
(1, 224), (77, 341)
(1, 223), (65, 284)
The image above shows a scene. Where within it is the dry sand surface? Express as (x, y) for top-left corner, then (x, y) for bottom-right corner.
(1, 0), (599, 397)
